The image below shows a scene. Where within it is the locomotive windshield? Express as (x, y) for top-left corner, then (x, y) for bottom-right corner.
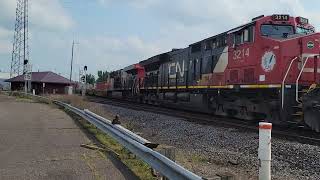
(261, 24), (294, 38)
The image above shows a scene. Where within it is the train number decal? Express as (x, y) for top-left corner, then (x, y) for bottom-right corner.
(233, 48), (250, 60)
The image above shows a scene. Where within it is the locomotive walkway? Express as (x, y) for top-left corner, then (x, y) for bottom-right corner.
(0, 94), (132, 180)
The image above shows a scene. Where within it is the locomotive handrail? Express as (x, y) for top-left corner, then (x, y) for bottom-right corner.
(281, 56), (299, 109)
(295, 54), (320, 103)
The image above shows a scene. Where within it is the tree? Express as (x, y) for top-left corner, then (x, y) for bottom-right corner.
(96, 70), (109, 82)
(85, 74), (96, 85)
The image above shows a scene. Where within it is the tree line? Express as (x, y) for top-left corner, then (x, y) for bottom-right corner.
(84, 70), (113, 85)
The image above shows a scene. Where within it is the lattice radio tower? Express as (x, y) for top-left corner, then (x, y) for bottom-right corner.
(10, 0), (30, 78)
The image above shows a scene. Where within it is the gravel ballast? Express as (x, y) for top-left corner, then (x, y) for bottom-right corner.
(92, 101), (320, 180)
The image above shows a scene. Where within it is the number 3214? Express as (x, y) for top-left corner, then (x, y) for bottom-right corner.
(233, 48), (249, 60)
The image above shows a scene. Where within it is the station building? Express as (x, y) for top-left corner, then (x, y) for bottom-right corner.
(6, 71), (73, 94)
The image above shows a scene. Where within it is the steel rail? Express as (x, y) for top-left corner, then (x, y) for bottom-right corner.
(87, 96), (320, 146)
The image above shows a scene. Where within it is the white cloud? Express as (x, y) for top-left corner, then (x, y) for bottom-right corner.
(101, 0), (318, 30)
(0, 27), (13, 39)
(74, 35), (164, 73)
(29, 0), (74, 31)
(0, 0), (74, 72)
(0, 27), (12, 55)
(0, 0), (74, 31)
(0, 40), (11, 55)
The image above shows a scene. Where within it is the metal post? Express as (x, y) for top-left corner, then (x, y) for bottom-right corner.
(258, 122), (272, 180)
(314, 56), (318, 83)
(24, 79), (27, 93)
(23, 0), (27, 93)
(70, 40), (75, 82)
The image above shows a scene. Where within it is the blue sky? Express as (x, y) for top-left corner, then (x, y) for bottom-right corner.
(1, 0), (320, 80)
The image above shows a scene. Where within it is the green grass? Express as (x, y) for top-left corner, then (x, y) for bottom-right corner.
(189, 154), (208, 163)
(74, 113), (156, 180)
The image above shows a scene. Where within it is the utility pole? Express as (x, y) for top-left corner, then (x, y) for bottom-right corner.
(69, 40), (79, 82)
(70, 40), (75, 82)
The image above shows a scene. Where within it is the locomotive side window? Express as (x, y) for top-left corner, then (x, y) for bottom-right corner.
(191, 43), (201, 53)
(233, 26), (254, 45)
(235, 32), (243, 45)
(217, 35), (227, 47)
(202, 56), (212, 74)
(205, 41), (212, 50)
(296, 27), (315, 35)
(212, 39), (217, 49)
(193, 59), (197, 80)
(244, 29), (249, 42)
(261, 24), (294, 38)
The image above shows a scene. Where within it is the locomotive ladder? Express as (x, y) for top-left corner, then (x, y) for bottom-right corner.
(295, 54), (320, 103)
(282, 55), (320, 110)
(282, 56), (299, 109)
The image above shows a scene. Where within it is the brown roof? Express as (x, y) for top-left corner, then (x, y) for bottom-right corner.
(6, 71), (73, 84)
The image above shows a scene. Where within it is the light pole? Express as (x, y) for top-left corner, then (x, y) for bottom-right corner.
(69, 40), (79, 82)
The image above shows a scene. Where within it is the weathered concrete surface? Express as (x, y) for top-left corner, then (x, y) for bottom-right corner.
(0, 94), (133, 180)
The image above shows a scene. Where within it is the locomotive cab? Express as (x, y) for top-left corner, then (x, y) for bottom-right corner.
(223, 14), (320, 130)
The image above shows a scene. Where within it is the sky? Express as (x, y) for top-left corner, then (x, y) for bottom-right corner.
(1, 0), (320, 80)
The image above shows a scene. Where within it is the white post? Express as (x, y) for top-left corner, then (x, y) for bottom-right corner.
(32, 89), (35, 95)
(258, 122), (272, 180)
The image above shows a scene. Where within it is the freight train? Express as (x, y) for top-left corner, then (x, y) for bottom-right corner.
(90, 14), (320, 132)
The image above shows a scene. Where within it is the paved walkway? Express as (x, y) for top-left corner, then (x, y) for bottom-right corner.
(0, 94), (134, 180)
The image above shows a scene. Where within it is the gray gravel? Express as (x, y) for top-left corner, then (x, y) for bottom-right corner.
(102, 103), (320, 180)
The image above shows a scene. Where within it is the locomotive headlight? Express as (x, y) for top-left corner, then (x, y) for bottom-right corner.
(297, 17), (309, 24)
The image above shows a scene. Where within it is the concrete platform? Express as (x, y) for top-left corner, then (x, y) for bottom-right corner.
(0, 94), (135, 180)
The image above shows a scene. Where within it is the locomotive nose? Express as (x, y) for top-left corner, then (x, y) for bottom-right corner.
(300, 33), (320, 54)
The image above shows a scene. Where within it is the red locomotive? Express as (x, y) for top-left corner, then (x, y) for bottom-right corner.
(94, 15), (320, 132)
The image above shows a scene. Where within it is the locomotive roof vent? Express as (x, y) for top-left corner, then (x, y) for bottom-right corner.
(252, 15), (264, 21)
(172, 48), (181, 51)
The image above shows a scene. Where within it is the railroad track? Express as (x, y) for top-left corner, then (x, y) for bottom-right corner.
(85, 96), (320, 146)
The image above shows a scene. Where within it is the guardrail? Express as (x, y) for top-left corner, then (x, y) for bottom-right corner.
(9, 92), (203, 180)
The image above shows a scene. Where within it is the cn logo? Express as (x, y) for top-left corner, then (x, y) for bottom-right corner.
(168, 61), (185, 78)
